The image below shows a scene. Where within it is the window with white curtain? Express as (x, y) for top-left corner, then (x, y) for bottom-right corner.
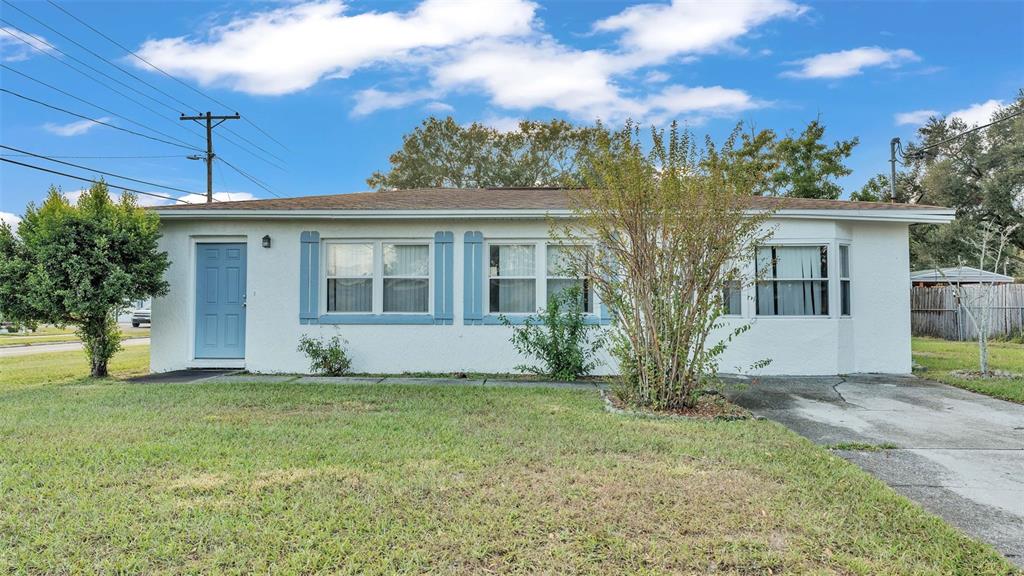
(489, 244), (536, 313)
(325, 240), (430, 314)
(546, 244), (593, 313)
(383, 243), (429, 313)
(755, 245), (829, 316)
(840, 245), (851, 316)
(326, 243), (373, 313)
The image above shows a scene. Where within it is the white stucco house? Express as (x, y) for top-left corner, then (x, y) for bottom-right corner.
(151, 187), (953, 376)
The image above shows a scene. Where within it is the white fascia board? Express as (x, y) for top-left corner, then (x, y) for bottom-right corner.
(155, 207), (956, 224)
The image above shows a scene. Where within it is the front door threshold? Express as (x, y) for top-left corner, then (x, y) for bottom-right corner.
(190, 358), (245, 369)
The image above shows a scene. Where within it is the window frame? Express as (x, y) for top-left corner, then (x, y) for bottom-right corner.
(487, 241), (539, 315)
(321, 239), (433, 316)
(545, 243), (595, 314)
(839, 244), (851, 317)
(754, 243), (831, 318)
(482, 239), (602, 318)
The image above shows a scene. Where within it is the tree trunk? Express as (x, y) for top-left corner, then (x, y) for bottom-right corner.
(91, 355), (109, 378)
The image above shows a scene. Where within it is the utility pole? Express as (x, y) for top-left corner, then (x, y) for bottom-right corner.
(888, 137), (899, 203)
(180, 111), (240, 203)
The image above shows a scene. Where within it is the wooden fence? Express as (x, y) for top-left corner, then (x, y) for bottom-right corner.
(911, 284), (1024, 341)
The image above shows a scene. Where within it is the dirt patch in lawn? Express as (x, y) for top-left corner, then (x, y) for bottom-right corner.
(604, 390), (752, 420)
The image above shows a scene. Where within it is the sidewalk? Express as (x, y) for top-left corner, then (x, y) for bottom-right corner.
(131, 369), (607, 390)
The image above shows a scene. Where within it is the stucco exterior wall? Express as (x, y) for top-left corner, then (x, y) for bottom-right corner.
(151, 216), (913, 376)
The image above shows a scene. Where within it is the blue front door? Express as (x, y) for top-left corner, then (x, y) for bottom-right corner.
(195, 243), (246, 359)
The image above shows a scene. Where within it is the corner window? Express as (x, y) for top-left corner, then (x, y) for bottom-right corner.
(489, 244), (536, 313)
(383, 243), (429, 313)
(546, 244), (593, 313)
(326, 243), (373, 313)
(839, 245), (851, 316)
(756, 245), (829, 316)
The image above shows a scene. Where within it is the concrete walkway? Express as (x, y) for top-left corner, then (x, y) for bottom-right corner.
(730, 374), (1024, 568)
(0, 337), (150, 357)
(129, 370), (607, 390)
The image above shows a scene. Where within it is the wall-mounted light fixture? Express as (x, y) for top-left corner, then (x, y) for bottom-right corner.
(262, 234), (272, 248)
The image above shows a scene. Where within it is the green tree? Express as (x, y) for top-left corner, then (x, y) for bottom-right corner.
(732, 119), (858, 199)
(367, 117), (597, 189)
(859, 92), (1024, 273)
(0, 182), (170, 377)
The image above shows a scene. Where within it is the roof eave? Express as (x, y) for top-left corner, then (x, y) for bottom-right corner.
(154, 207), (956, 225)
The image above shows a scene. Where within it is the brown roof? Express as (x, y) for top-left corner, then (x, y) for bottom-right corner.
(156, 187), (948, 212)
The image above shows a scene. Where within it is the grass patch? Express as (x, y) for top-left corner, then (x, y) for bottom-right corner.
(0, 345), (150, 391)
(0, 325), (149, 348)
(913, 337), (1024, 403)
(827, 442), (899, 452)
(0, 347), (1015, 574)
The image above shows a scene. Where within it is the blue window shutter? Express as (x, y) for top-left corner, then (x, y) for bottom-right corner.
(299, 231), (320, 323)
(433, 231), (454, 325)
(463, 231), (484, 324)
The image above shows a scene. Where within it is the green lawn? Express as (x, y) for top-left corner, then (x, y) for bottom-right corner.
(0, 348), (1016, 574)
(0, 325), (150, 348)
(913, 337), (1024, 403)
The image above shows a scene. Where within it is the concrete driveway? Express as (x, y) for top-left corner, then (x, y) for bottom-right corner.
(731, 374), (1024, 568)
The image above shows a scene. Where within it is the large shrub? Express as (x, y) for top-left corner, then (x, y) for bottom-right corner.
(566, 122), (774, 409)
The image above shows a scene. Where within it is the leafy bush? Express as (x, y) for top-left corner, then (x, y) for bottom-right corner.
(297, 335), (352, 376)
(502, 285), (604, 381)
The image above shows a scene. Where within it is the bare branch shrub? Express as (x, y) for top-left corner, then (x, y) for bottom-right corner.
(562, 122), (774, 409)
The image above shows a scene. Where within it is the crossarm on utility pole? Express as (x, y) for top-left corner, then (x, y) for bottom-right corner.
(180, 111), (240, 203)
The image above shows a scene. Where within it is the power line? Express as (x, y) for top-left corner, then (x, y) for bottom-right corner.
(1, 88), (202, 152)
(216, 156), (282, 198)
(904, 108), (1024, 160)
(1, 154), (182, 159)
(0, 25), (283, 170)
(1, 145), (202, 196)
(1, 63), (200, 151)
(1, 157), (190, 204)
(46, 0), (291, 154)
(12, 0), (287, 165)
(0, 22), (208, 148)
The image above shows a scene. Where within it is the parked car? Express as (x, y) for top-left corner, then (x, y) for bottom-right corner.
(131, 307), (151, 328)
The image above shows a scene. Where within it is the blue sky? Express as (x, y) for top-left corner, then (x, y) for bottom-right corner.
(1, 0), (1022, 224)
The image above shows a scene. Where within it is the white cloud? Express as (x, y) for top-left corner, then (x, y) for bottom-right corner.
(178, 192), (257, 204)
(594, 0), (806, 59)
(133, 0), (794, 122)
(423, 101), (454, 113)
(0, 27), (55, 62)
(894, 99), (1006, 128)
(894, 109), (938, 126)
(783, 46), (919, 79)
(0, 211), (20, 228)
(478, 115), (523, 133)
(42, 117), (109, 137)
(352, 88), (438, 116)
(949, 99), (1004, 127)
(644, 70), (669, 84)
(61, 187), (252, 207)
(134, 0), (537, 95)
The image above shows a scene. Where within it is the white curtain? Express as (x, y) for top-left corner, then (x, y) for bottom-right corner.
(384, 244), (429, 277)
(328, 278), (372, 312)
(384, 279), (429, 312)
(756, 246), (828, 315)
(546, 245), (581, 276)
(490, 279), (536, 313)
(328, 243), (373, 277)
(490, 244), (534, 277)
